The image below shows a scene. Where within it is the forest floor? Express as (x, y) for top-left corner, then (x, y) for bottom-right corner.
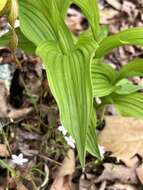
(0, 0), (143, 189)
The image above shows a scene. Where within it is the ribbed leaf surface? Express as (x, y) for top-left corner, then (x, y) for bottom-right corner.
(95, 28), (143, 58)
(73, 0), (100, 40)
(118, 59), (143, 79)
(37, 38), (98, 167)
(87, 108), (100, 158)
(91, 62), (118, 97)
(109, 93), (143, 119)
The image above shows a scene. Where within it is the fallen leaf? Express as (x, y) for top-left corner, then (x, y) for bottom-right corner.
(79, 173), (96, 190)
(17, 183), (28, 190)
(8, 107), (33, 119)
(100, 8), (119, 24)
(98, 116), (143, 164)
(0, 144), (9, 157)
(106, 0), (122, 10)
(136, 163), (143, 184)
(50, 149), (75, 190)
(108, 183), (138, 190)
(94, 163), (138, 184)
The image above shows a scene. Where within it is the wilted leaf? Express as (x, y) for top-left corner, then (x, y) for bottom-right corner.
(98, 116), (143, 164)
(50, 149), (75, 190)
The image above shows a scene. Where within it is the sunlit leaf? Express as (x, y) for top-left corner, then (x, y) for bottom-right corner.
(36, 36), (98, 167)
(91, 62), (118, 97)
(87, 108), (101, 159)
(73, 0), (100, 40)
(95, 28), (143, 58)
(108, 93), (143, 119)
(115, 79), (143, 94)
(118, 59), (143, 79)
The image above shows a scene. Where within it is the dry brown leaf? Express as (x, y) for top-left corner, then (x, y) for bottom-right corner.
(79, 173), (96, 190)
(107, 183), (138, 190)
(8, 107), (33, 119)
(94, 163), (138, 184)
(16, 183), (28, 190)
(136, 163), (143, 184)
(0, 144), (9, 157)
(106, 0), (122, 10)
(50, 149), (75, 190)
(100, 8), (118, 24)
(98, 116), (143, 164)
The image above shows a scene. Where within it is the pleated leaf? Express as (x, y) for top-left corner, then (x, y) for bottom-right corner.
(115, 79), (143, 95)
(109, 93), (143, 119)
(95, 27), (143, 58)
(87, 108), (101, 159)
(91, 62), (118, 97)
(118, 59), (143, 79)
(37, 38), (98, 167)
(73, 0), (100, 40)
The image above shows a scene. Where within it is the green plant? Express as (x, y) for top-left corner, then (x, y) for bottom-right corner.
(1, 0), (143, 168)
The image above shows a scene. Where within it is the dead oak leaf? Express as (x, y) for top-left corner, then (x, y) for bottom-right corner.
(50, 149), (75, 190)
(98, 116), (143, 165)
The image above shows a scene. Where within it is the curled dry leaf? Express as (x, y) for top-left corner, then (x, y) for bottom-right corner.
(50, 149), (75, 190)
(98, 116), (143, 165)
(0, 144), (9, 157)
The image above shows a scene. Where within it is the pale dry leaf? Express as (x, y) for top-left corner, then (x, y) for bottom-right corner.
(98, 116), (143, 164)
(50, 149), (75, 190)
(94, 163), (138, 184)
(136, 163), (143, 184)
(105, 0), (122, 10)
(100, 8), (118, 24)
(16, 183), (28, 190)
(107, 183), (138, 190)
(0, 144), (9, 157)
(79, 173), (96, 190)
(8, 107), (33, 119)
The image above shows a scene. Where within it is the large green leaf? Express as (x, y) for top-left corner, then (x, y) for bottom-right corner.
(73, 0), (100, 41)
(19, 0), (74, 51)
(19, 0), (100, 167)
(115, 79), (143, 95)
(37, 37), (98, 167)
(87, 108), (101, 159)
(95, 28), (143, 58)
(108, 93), (143, 119)
(0, 28), (36, 53)
(118, 59), (143, 79)
(55, 0), (71, 18)
(91, 62), (118, 97)
(19, 0), (56, 46)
